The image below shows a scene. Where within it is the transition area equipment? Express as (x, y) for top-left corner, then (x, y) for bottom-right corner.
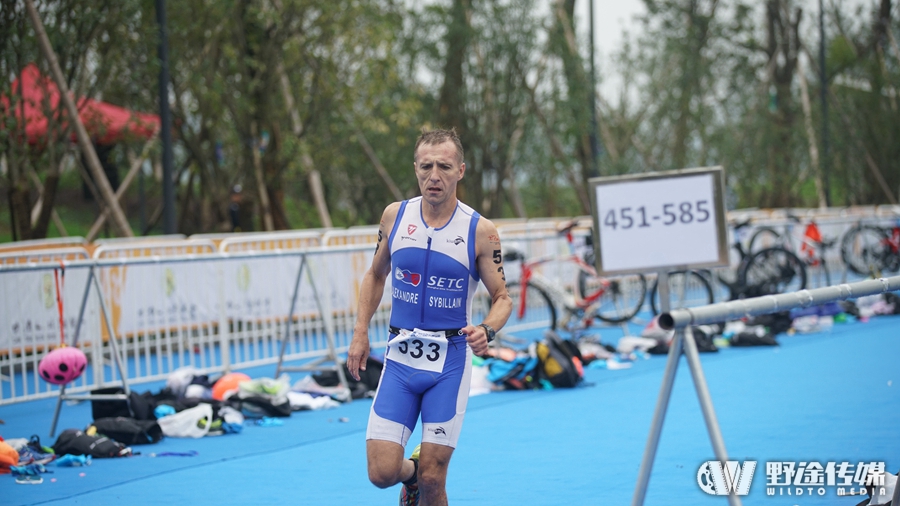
(588, 167), (738, 505)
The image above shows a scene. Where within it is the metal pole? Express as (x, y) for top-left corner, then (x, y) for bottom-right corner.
(217, 260), (231, 373)
(139, 166), (146, 234)
(681, 326), (741, 506)
(631, 271), (673, 506)
(659, 277), (900, 330)
(49, 384), (65, 437)
(155, 0), (176, 234)
(275, 254), (307, 377)
(306, 256), (349, 389)
(93, 273), (130, 394)
(70, 265), (95, 347)
(819, 0), (831, 206)
(632, 333), (684, 506)
(588, 0), (601, 177)
(892, 467), (900, 506)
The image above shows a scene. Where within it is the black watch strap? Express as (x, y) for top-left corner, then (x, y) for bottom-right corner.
(478, 323), (496, 343)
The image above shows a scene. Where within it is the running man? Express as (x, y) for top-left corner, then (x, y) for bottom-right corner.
(347, 128), (512, 505)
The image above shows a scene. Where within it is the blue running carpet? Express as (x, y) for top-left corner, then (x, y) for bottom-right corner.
(1, 315), (897, 505)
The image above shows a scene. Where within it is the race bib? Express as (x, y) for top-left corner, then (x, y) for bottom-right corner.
(387, 328), (448, 373)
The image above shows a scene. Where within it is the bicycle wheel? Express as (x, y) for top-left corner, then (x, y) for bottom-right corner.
(591, 274), (648, 323)
(840, 225), (890, 277)
(504, 281), (557, 334)
(748, 227), (782, 252)
(650, 270), (715, 315)
(740, 247), (807, 296)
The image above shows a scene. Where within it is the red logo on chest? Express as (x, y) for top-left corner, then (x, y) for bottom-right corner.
(408, 224), (417, 235)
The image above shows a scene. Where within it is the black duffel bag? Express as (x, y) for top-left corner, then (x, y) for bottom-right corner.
(52, 428), (132, 458)
(90, 417), (164, 445)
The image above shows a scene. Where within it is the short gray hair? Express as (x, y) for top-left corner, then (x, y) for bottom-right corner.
(414, 128), (464, 164)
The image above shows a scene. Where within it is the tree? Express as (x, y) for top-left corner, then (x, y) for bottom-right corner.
(2, 0), (149, 240)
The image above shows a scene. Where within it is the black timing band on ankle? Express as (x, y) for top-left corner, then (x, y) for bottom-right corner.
(402, 457), (419, 486)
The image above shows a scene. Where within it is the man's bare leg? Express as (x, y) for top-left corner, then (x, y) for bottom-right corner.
(418, 442), (454, 506)
(367, 439), (415, 488)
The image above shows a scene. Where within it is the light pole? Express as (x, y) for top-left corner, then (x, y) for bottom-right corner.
(819, 0), (831, 206)
(156, 0), (176, 234)
(588, 0), (601, 177)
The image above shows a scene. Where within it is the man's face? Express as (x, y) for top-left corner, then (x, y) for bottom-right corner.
(414, 141), (465, 207)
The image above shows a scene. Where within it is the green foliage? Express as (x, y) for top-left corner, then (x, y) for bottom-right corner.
(827, 35), (858, 74)
(2, 0), (897, 245)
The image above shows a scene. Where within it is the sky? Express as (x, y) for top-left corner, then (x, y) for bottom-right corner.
(573, 0), (880, 102)
(407, 0), (883, 105)
(574, 0), (647, 102)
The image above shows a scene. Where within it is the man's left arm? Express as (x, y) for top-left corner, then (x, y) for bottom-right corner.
(463, 218), (512, 356)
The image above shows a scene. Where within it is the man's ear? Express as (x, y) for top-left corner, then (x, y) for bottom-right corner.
(459, 162), (466, 180)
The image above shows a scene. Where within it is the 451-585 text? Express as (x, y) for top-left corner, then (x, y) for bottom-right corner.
(602, 200), (711, 231)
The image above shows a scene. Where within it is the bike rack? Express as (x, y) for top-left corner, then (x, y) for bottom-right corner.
(631, 274), (900, 506)
(50, 264), (131, 437)
(273, 253), (349, 391)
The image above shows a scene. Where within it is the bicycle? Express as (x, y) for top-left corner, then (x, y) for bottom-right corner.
(716, 219), (808, 300)
(747, 213), (837, 286)
(574, 224), (714, 317)
(840, 220), (900, 277)
(648, 270), (716, 315)
(501, 221), (648, 337)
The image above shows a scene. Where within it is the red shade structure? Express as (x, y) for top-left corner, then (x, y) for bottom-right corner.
(2, 63), (160, 146)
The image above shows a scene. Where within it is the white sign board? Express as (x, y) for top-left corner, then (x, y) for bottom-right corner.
(589, 167), (728, 275)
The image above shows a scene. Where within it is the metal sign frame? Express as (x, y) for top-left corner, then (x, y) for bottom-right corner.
(588, 166), (729, 276)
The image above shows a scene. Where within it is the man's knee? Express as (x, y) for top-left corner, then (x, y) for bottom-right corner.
(418, 465), (447, 492)
(418, 452), (450, 492)
(366, 439), (406, 488)
(368, 464), (400, 489)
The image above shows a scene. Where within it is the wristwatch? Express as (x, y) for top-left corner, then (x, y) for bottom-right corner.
(478, 323), (496, 343)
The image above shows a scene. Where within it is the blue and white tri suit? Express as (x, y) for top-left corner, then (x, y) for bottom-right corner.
(366, 196), (481, 448)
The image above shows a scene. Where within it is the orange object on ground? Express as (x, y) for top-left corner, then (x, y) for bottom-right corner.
(212, 372), (251, 400)
(0, 440), (19, 474)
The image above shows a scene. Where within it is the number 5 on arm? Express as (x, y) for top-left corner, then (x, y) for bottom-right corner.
(462, 219), (512, 356)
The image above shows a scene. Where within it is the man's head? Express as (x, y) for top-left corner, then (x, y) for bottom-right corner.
(413, 128), (465, 208)
(230, 184), (243, 204)
(414, 128), (464, 165)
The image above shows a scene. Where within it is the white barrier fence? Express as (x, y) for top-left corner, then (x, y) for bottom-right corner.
(0, 235), (497, 407)
(0, 244), (385, 406)
(1, 206), (897, 406)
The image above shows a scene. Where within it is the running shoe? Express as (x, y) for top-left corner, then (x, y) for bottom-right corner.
(11, 463), (48, 484)
(399, 444), (421, 506)
(17, 444), (56, 466)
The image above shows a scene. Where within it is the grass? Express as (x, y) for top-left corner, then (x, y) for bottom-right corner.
(0, 166), (158, 245)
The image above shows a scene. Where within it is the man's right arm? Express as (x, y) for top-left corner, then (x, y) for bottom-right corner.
(346, 202), (400, 381)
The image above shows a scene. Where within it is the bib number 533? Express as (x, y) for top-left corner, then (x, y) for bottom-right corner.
(388, 329), (448, 373)
(396, 339), (441, 361)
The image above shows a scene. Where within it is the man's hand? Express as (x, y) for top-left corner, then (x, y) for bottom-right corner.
(462, 324), (490, 357)
(346, 329), (371, 382)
